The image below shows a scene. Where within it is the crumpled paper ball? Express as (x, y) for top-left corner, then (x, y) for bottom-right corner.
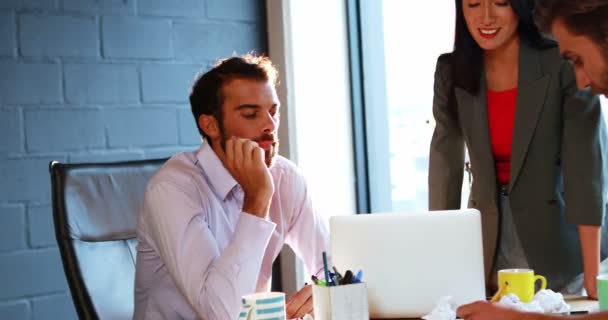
(533, 289), (570, 313)
(422, 296), (457, 320)
(496, 290), (570, 313)
(496, 293), (544, 312)
(422, 289), (569, 320)
(302, 314), (314, 320)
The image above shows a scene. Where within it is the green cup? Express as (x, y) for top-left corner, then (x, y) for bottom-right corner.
(597, 274), (608, 311)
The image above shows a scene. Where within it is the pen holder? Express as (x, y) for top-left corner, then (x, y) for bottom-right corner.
(312, 282), (369, 320)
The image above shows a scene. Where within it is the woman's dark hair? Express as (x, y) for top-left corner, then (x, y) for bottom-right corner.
(451, 0), (556, 93)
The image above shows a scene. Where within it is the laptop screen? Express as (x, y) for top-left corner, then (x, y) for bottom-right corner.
(330, 210), (486, 318)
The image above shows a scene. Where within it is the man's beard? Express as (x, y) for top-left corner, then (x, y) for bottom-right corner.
(218, 124), (279, 168)
(255, 132), (279, 168)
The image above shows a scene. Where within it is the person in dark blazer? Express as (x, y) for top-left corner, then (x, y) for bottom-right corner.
(456, 1), (608, 319)
(429, 0), (606, 299)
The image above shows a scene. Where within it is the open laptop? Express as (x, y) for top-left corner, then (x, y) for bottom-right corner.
(330, 209), (486, 318)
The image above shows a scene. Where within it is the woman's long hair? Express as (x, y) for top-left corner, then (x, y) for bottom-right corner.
(450, 0), (556, 93)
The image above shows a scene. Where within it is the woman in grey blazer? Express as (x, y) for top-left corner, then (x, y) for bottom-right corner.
(429, 0), (606, 297)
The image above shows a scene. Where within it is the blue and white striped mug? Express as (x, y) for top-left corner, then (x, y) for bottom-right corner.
(240, 292), (286, 320)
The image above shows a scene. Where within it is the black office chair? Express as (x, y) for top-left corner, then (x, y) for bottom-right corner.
(50, 158), (166, 320)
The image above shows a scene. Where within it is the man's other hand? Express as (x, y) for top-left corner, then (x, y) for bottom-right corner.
(286, 285), (313, 319)
(457, 300), (537, 320)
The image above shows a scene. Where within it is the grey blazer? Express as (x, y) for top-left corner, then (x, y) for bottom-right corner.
(429, 42), (606, 290)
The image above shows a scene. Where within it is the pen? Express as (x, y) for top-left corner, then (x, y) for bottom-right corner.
(342, 270), (353, 284)
(332, 266), (343, 284)
(332, 266), (343, 278)
(354, 270), (363, 283)
(322, 251), (331, 286)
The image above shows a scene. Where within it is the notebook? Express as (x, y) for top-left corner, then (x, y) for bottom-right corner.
(330, 209), (486, 318)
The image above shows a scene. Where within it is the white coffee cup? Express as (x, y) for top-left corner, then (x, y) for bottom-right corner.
(240, 292), (286, 320)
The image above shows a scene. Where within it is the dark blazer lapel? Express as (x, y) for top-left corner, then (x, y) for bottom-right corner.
(509, 43), (551, 191)
(455, 78), (497, 190)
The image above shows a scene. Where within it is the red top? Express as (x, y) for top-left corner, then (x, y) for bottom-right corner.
(487, 87), (518, 185)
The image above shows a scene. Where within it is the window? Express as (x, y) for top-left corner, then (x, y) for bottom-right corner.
(267, 0), (356, 294)
(354, 0), (460, 212)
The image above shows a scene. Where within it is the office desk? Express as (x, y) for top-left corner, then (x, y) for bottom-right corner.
(370, 295), (599, 320)
(564, 295), (599, 313)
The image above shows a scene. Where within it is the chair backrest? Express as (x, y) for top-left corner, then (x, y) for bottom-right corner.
(50, 159), (166, 320)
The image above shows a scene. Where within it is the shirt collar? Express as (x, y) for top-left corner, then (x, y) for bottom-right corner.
(196, 141), (238, 201)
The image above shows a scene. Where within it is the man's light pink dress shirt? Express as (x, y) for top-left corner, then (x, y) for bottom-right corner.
(134, 142), (330, 319)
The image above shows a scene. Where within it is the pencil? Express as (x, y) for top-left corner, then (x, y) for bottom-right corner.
(490, 281), (509, 303)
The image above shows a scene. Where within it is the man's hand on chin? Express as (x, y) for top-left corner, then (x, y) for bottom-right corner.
(286, 285), (313, 319)
(217, 137), (274, 218)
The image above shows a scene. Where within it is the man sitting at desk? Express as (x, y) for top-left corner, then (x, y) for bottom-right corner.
(133, 54), (329, 319)
(458, 0), (608, 319)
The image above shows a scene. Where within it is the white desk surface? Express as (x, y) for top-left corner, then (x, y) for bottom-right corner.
(370, 295), (599, 320)
(564, 295), (599, 313)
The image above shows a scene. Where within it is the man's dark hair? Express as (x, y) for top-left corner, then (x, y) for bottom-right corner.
(535, 0), (608, 49)
(189, 54), (278, 140)
(450, 0), (555, 94)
